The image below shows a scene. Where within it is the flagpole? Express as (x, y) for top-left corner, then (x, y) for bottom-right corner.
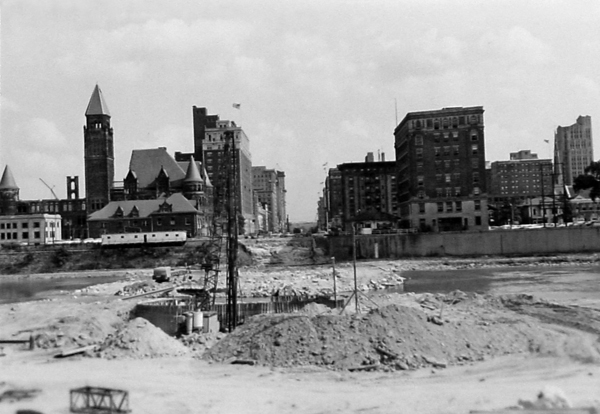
(233, 103), (242, 127)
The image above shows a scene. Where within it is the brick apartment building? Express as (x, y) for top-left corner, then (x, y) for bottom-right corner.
(394, 107), (488, 232)
(252, 166), (286, 232)
(336, 152), (398, 232)
(177, 107), (255, 234)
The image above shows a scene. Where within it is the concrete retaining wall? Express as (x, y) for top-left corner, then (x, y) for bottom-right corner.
(328, 226), (600, 260)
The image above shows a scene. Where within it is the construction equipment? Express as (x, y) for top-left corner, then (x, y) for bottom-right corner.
(39, 178), (59, 200)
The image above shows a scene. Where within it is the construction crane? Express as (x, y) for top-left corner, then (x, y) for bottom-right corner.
(39, 178), (59, 200)
(200, 130), (239, 332)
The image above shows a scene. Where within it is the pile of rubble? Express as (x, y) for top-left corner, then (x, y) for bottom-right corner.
(95, 318), (189, 359)
(205, 292), (600, 371)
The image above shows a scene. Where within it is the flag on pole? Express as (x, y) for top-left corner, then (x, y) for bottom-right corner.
(232, 103), (241, 109)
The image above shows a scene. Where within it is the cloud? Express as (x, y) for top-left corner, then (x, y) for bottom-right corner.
(55, 17), (254, 82)
(569, 75), (600, 95)
(1, 96), (20, 112)
(478, 26), (553, 66)
(376, 29), (465, 80)
(15, 118), (68, 149)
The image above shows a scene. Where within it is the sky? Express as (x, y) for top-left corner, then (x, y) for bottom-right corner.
(1, 0), (600, 222)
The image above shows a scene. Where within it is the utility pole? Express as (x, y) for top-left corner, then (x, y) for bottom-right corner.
(224, 130), (239, 333)
(540, 164), (546, 227)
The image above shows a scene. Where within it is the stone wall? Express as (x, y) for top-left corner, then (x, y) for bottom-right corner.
(328, 226), (600, 260)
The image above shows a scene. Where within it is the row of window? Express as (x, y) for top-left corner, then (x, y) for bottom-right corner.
(414, 144), (479, 158)
(417, 199), (482, 214)
(0, 222), (46, 230)
(99, 217), (193, 228)
(417, 187), (481, 198)
(0, 231), (45, 240)
(412, 115), (480, 130)
(415, 131), (479, 145)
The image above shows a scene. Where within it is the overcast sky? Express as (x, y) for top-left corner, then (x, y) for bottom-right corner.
(1, 0), (599, 221)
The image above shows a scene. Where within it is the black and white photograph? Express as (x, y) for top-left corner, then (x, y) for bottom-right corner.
(1, 1), (600, 413)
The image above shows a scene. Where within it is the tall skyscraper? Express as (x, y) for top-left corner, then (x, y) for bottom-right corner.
(84, 85), (114, 214)
(394, 106), (488, 232)
(191, 107), (254, 233)
(554, 115), (593, 186)
(253, 166), (286, 232)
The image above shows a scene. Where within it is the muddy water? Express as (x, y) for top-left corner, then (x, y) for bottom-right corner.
(0, 275), (123, 305)
(402, 265), (600, 306)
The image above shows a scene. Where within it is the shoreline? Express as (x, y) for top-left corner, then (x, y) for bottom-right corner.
(1, 252), (600, 282)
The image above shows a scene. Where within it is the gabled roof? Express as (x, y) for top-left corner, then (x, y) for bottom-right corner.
(88, 193), (198, 221)
(129, 148), (186, 189)
(85, 84), (111, 116)
(0, 166), (18, 190)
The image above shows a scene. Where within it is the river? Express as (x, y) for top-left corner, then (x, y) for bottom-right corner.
(3, 264), (600, 307)
(0, 275), (123, 305)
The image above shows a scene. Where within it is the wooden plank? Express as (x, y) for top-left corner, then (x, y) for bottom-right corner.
(55, 344), (97, 358)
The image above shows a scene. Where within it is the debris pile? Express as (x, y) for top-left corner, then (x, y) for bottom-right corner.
(31, 308), (125, 350)
(114, 281), (158, 297)
(179, 331), (226, 355)
(95, 318), (189, 359)
(205, 293), (600, 370)
(517, 386), (572, 410)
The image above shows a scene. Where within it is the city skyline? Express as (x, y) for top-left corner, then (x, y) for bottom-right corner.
(1, 1), (599, 221)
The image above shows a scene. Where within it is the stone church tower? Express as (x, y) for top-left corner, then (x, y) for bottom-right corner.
(84, 85), (114, 215)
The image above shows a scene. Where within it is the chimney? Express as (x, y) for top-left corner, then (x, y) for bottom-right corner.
(365, 152), (374, 163)
(381, 152), (386, 162)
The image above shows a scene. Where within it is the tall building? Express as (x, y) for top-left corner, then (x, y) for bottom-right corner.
(336, 152), (398, 232)
(490, 151), (553, 199)
(252, 166), (286, 232)
(394, 107), (488, 232)
(325, 168), (343, 230)
(188, 107), (254, 233)
(84, 85), (114, 214)
(554, 115), (593, 186)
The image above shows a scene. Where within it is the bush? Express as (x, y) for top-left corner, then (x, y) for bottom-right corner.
(52, 247), (71, 268)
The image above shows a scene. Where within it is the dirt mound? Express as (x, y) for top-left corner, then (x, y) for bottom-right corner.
(205, 293), (600, 370)
(31, 304), (127, 350)
(95, 317), (189, 359)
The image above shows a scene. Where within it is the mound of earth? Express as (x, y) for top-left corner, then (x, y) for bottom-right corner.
(28, 303), (127, 350)
(95, 317), (189, 359)
(205, 293), (600, 370)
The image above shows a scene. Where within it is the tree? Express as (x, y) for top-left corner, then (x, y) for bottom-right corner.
(574, 160), (600, 200)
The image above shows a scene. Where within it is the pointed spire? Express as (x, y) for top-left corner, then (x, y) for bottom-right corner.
(184, 156), (202, 182)
(85, 84), (111, 116)
(0, 166), (19, 190)
(203, 165), (212, 187)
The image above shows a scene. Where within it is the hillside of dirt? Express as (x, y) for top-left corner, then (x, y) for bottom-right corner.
(205, 292), (600, 370)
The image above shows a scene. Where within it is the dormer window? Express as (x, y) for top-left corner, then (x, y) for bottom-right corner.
(113, 206), (124, 218)
(158, 201), (172, 213)
(129, 206), (139, 218)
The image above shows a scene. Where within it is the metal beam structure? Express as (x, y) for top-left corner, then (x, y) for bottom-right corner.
(70, 386), (130, 413)
(200, 130), (239, 331)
